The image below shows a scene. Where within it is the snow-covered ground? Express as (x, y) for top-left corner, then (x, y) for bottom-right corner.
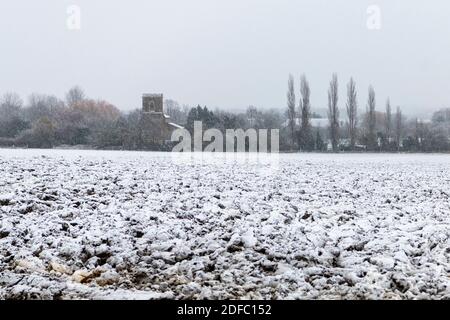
(0, 149), (449, 299)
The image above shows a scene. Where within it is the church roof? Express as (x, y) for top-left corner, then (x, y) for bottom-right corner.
(142, 93), (163, 98)
(168, 122), (184, 130)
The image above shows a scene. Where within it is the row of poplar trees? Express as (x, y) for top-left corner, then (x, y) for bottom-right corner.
(287, 73), (404, 152)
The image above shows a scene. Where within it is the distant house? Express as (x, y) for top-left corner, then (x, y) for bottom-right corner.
(140, 94), (183, 145)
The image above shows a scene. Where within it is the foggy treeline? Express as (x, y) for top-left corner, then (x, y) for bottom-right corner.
(0, 86), (283, 151)
(0, 87), (137, 149)
(0, 82), (449, 152)
(285, 74), (450, 152)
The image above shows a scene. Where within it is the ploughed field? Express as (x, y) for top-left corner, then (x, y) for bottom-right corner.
(0, 149), (449, 299)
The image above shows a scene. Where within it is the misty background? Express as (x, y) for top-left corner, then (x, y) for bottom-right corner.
(0, 0), (449, 116)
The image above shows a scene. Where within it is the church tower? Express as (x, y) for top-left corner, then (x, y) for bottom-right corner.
(140, 93), (182, 147)
(142, 94), (163, 113)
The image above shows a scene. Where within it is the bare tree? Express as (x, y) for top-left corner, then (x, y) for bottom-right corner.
(327, 73), (339, 152)
(366, 86), (377, 150)
(246, 105), (259, 128)
(385, 98), (392, 142)
(26, 94), (64, 123)
(299, 75), (314, 151)
(414, 117), (425, 150)
(0, 92), (23, 118)
(0, 92), (25, 138)
(66, 86), (86, 107)
(346, 78), (358, 150)
(261, 108), (282, 130)
(165, 99), (188, 125)
(394, 106), (403, 151)
(286, 74), (296, 148)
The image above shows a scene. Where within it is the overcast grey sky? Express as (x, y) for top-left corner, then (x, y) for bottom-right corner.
(0, 0), (449, 115)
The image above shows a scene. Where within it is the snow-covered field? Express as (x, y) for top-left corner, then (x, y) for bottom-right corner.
(0, 149), (449, 300)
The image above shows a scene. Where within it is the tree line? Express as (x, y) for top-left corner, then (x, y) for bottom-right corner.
(0, 87), (282, 150)
(285, 73), (450, 152)
(0, 87), (140, 149)
(0, 83), (449, 152)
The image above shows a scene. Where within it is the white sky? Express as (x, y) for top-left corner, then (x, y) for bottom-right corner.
(0, 0), (449, 115)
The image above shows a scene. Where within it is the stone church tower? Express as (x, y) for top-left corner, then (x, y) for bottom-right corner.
(140, 94), (182, 145)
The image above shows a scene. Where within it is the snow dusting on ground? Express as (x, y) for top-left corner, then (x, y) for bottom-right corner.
(0, 149), (449, 299)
